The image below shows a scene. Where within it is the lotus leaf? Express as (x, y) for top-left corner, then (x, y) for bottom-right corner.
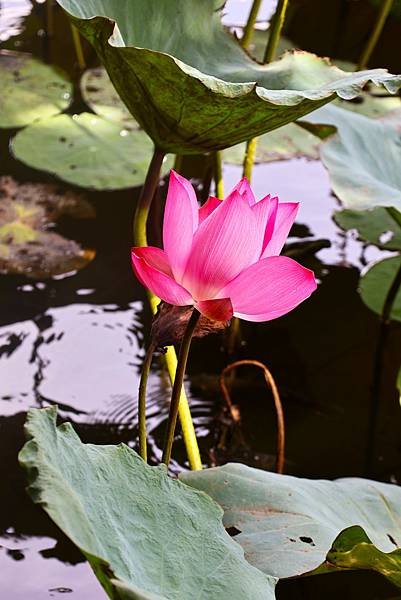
(19, 408), (276, 600)
(360, 256), (401, 322)
(334, 208), (401, 251)
(11, 113), (172, 190)
(0, 176), (95, 278)
(0, 50), (72, 128)
(55, 0), (401, 154)
(182, 463), (401, 587)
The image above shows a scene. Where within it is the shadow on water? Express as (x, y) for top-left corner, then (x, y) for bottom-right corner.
(1, 1), (401, 598)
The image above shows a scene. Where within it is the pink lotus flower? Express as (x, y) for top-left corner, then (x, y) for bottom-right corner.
(132, 172), (317, 322)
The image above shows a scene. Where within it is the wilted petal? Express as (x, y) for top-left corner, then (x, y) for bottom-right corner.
(222, 255), (316, 322)
(262, 203), (299, 257)
(182, 191), (259, 299)
(231, 177), (256, 205)
(196, 298), (233, 322)
(163, 170), (199, 281)
(199, 196), (221, 224)
(252, 195), (278, 256)
(132, 247), (193, 306)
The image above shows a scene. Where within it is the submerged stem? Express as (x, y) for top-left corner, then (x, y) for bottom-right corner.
(138, 342), (156, 462)
(162, 309), (201, 466)
(357, 0), (394, 70)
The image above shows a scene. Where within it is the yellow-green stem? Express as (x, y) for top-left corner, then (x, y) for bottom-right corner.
(173, 154), (183, 173)
(241, 0), (263, 50)
(133, 147), (202, 470)
(242, 0), (290, 182)
(357, 0), (394, 70)
(162, 308), (201, 466)
(70, 24), (86, 70)
(214, 151), (224, 199)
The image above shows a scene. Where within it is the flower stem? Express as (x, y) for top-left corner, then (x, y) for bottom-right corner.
(46, 0), (54, 37)
(214, 151), (224, 199)
(133, 148), (202, 470)
(242, 0), (290, 183)
(357, 0), (394, 70)
(138, 342), (156, 462)
(162, 308), (201, 466)
(70, 24), (86, 70)
(241, 0), (263, 50)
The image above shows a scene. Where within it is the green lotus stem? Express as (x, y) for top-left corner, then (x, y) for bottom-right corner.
(263, 0), (290, 64)
(226, 315), (241, 355)
(133, 147), (202, 471)
(173, 154), (183, 173)
(214, 151), (224, 199)
(70, 24), (86, 70)
(162, 308), (201, 466)
(242, 0), (290, 182)
(357, 0), (394, 70)
(138, 342), (156, 462)
(241, 0), (263, 50)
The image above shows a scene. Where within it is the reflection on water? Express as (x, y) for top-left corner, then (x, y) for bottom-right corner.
(0, 0), (31, 41)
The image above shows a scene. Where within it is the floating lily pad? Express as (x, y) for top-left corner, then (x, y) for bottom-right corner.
(81, 67), (138, 128)
(0, 176), (95, 278)
(182, 463), (401, 588)
(19, 408), (276, 600)
(0, 50), (72, 128)
(334, 208), (401, 250)
(55, 0), (401, 154)
(11, 113), (172, 190)
(359, 256), (401, 322)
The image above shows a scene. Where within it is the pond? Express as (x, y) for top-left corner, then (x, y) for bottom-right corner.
(1, 1), (401, 599)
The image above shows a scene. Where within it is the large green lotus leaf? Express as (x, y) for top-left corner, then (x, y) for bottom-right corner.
(81, 67), (138, 129)
(0, 50), (72, 128)
(300, 104), (401, 211)
(360, 256), (401, 322)
(334, 208), (401, 250)
(19, 408), (276, 600)
(0, 176), (95, 278)
(182, 463), (401, 587)
(55, 0), (401, 155)
(11, 113), (172, 190)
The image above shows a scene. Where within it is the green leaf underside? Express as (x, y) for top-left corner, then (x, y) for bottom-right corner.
(0, 50), (72, 128)
(360, 256), (401, 322)
(19, 408), (276, 600)
(334, 208), (401, 250)
(11, 113), (172, 190)
(181, 463), (401, 588)
(0, 176), (95, 278)
(55, 0), (401, 154)
(301, 104), (401, 212)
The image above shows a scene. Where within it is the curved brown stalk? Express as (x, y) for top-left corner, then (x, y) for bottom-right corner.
(219, 359), (285, 473)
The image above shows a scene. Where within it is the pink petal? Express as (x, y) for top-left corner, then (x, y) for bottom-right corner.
(195, 298), (233, 322)
(182, 191), (260, 299)
(252, 195), (278, 256)
(231, 178), (256, 206)
(132, 247), (193, 306)
(199, 196), (221, 224)
(261, 203), (299, 257)
(163, 170), (199, 282)
(221, 255), (317, 322)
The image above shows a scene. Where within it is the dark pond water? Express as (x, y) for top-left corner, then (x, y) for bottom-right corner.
(1, 1), (401, 598)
